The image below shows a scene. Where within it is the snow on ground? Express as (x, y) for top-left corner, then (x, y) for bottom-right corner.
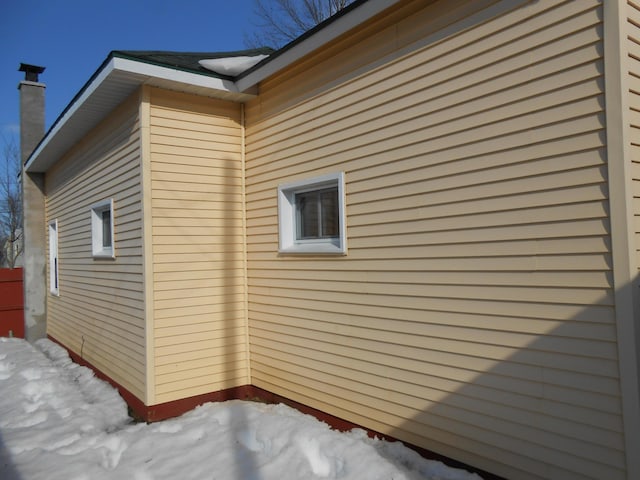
(0, 338), (481, 480)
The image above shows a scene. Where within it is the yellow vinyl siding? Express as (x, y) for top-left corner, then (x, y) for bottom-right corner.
(244, 1), (624, 479)
(148, 88), (248, 404)
(45, 92), (145, 401)
(629, 0), (640, 269)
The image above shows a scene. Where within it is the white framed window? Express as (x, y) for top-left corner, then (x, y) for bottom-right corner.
(48, 219), (59, 295)
(278, 172), (347, 254)
(90, 199), (115, 258)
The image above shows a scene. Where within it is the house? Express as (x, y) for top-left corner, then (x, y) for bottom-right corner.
(1, 229), (23, 269)
(19, 0), (640, 479)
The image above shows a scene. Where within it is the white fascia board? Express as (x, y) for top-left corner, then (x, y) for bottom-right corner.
(236, 0), (399, 92)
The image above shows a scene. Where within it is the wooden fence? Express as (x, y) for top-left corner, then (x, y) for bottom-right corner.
(0, 268), (24, 338)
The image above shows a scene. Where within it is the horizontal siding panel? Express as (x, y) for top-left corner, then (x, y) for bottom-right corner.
(152, 224), (243, 236)
(150, 134), (241, 154)
(151, 124), (241, 144)
(45, 92), (146, 402)
(154, 306), (245, 327)
(251, 341), (619, 432)
(156, 362), (248, 388)
(249, 276), (612, 306)
(150, 115), (241, 137)
(149, 87), (249, 401)
(152, 237), (244, 248)
(246, 109), (605, 192)
(155, 335), (247, 366)
(154, 348), (247, 377)
(151, 160), (241, 176)
(250, 235), (610, 257)
(150, 143), (241, 161)
(49, 295), (144, 346)
(154, 276), (244, 293)
(249, 315), (618, 376)
(349, 166), (607, 209)
(151, 170), (242, 186)
(249, 353), (624, 453)
(48, 321), (145, 401)
(155, 268), (245, 283)
(153, 252), (244, 265)
(154, 325), (245, 348)
(248, 299), (616, 341)
(248, 254), (611, 272)
(152, 196), (242, 207)
(249, 268), (613, 289)
(155, 317), (246, 339)
(154, 284), (244, 301)
(346, 182), (607, 220)
(154, 293), (244, 311)
(248, 287), (614, 323)
(249, 88), (604, 182)
(249, 333), (620, 416)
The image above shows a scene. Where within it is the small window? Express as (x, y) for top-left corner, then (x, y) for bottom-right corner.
(278, 172), (346, 254)
(48, 219), (59, 295)
(91, 199), (115, 258)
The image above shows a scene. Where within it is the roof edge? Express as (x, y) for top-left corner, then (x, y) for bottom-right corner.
(24, 0), (399, 172)
(24, 55), (117, 172)
(236, 0), (397, 92)
(25, 53), (247, 173)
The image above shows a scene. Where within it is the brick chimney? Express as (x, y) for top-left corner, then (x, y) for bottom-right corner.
(19, 63), (47, 342)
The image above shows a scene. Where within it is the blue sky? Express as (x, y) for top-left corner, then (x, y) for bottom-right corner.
(1, 0), (257, 149)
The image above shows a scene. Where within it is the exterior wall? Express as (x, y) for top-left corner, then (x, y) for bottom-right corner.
(148, 88), (248, 405)
(244, 1), (625, 479)
(45, 93), (146, 401)
(628, 3), (640, 268)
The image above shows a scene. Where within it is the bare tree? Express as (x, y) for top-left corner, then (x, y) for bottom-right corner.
(0, 136), (23, 268)
(246, 0), (355, 49)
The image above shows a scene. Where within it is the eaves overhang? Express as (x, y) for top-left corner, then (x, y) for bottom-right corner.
(26, 0), (402, 174)
(25, 55), (254, 173)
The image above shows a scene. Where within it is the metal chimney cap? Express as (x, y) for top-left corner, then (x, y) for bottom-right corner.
(19, 63), (46, 82)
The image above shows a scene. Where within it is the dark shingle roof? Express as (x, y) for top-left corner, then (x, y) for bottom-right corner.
(112, 48), (274, 79)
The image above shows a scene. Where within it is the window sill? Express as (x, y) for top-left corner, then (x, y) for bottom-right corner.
(92, 251), (115, 259)
(279, 242), (347, 255)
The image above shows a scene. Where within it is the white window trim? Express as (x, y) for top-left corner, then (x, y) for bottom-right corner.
(48, 219), (59, 296)
(278, 172), (347, 255)
(90, 199), (115, 259)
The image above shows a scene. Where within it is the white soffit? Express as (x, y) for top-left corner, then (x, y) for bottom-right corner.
(25, 57), (247, 173)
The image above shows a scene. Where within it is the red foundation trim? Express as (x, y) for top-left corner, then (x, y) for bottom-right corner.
(145, 385), (257, 422)
(47, 336), (503, 479)
(246, 386), (505, 480)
